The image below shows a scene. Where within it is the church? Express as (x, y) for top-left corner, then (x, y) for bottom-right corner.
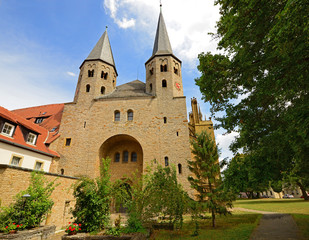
(0, 8), (215, 227)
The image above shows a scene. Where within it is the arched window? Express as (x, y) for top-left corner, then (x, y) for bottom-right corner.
(131, 152), (137, 162)
(127, 110), (133, 121)
(178, 164), (182, 174)
(86, 84), (90, 92)
(163, 117), (167, 123)
(165, 156), (169, 166)
(101, 86), (105, 94)
(60, 169), (64, 175)
(88, 69), (94, 77)
(162, 80), (167, 87)
(115, 152), (120, 162)
(114, 111), (120, 121)
(101, 71), (108, 79)
(160, 64), (167, 72)
(123, 151), (129, 163)
(150, 83), (152, 92)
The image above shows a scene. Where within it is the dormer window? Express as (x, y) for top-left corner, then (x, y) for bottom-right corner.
(88, 69), (94, 77)
(26, 132), (37, 145)
(1, 122), (14, 137)
(35, 117), (45, 124)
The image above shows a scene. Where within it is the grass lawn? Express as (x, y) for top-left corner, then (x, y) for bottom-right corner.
(150, 211), (261, 240)
(234, 198), (309, 214)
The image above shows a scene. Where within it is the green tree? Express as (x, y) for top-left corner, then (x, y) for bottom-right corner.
(188, 131), (233, 228)
(0, 171), (56, 230)
(195, 0), (309, 200)
(72, 158), (112, 232)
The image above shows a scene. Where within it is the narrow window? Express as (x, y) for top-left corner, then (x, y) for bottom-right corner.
(11, 156), (21, 166)
(84, 121), (86, 128)
(88, 70), (91, 77)
(164, 65), (167, 72)
(123, 151), (129, 163)
(114, 111), (120, 121)
(86, 84), (90, 92)
(27, 132), (37, 145)
(163, 117), (167, 123)
(174, 67), (178, 75)
(34, 161), (43, 171)
(162, 80), (167, 87)
(104, 72), (108, 79)
(160, 65), (164, 72)
(176, 131), (179, 136)
(101, 86), (106, 94)
(127, 110), (133, 121)
(65, 138), (71, 146)
(101, 71), (104, 78)
(164, 156), (169, 166)
(150, 83), (152, 92)
(131, 152), (137, 162)
(1, 122), (14, 136)
(178, 164), (182, 174)
(115, 152), (120, 162)
(88, 69), (94, 77)
(160, 64), (167, 72)
(149, 68), (153, 75)
(61, 169), (64, 175)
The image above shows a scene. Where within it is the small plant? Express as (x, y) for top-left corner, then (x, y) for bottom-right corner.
(106, 227), (121, 236)
(65, 222), (82, 234)
(3, 223), (24, 233)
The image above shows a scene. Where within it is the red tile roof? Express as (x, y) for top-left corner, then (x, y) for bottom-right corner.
(0, 106), (60, 157)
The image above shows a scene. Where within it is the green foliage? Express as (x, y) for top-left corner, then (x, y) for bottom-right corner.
(114, 164), (188, 232)
(188, 131), (234, 228)
(0, 171), (56, 231)
(72, 158), (112, 232)
(196, 0), (309, 199)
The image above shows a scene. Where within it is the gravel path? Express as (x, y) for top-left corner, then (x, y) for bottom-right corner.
(233, 207), (303, 240)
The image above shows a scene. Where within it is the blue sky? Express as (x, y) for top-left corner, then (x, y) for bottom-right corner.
(0, 0), (238, 160)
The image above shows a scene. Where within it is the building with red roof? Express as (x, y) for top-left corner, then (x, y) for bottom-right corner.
(0, 106), (60, 172)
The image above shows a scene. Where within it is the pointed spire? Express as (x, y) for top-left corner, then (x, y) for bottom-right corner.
(152, 8), (173, 56)
(86, 28), (116, 67)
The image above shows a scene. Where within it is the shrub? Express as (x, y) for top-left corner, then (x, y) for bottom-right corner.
(0, 171), (56, 231)
(72, 158), (112, 232)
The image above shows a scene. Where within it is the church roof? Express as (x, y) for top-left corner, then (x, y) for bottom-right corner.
(86, 30), (116, 68)
(152, 10), (173, 56)
(96, 80), (152, 100)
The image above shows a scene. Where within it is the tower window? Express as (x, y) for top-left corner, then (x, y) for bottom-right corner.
(165, 156), (169, 166)
(160, 64), (167, 72)
(61, 169), (64, 175)
(114, 111), (120, 121)
(127, 110), (133, 121)
(65, 138), (71, 146)
(123, 151), (129, 163)
(178, 164), (182, 174)
(149, 68), (153, 75)
(150, 83), (152, 92)
(131, 152), (137, 162)
(115, 152), (120, 162)
(101, 86), (106, 94)
(163, 117), (167, 123)
(162, 80), (167, 87)
(176, 131), (179, 136)
(174, 67), (178, 75)
(86, 84), (90, 92)
(101, 71), (108, 79)
(88, 69), (94, 77)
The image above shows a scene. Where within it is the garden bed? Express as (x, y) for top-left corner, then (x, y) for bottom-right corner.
(0, 225), (56, 240)
(62, 232), (147, 240)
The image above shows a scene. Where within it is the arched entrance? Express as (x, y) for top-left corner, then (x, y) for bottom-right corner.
(99, 134), (143, 182)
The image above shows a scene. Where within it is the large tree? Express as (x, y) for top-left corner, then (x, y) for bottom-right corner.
(196, 0), (309, 199)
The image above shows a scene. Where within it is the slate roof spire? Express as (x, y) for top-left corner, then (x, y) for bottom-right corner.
(86, 27), (116, 68)
(152, 6), (173, 56)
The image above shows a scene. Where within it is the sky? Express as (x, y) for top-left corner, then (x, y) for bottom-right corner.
(0, 0), (238, 161)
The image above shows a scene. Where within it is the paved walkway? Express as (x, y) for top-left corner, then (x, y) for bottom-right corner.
(233, 207), (303, 240)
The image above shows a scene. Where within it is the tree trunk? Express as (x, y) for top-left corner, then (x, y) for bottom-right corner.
(296, 181), (309, 201)
(212, 209), (215, 227)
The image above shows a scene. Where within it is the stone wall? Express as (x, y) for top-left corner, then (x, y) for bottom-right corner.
(0, 164), (77, 230)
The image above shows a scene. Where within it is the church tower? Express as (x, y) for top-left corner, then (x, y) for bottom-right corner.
(73, 29), (118, 103)
(145, 7), (183, 98)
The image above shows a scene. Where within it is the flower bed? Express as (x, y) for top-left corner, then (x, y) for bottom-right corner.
(0, 225), (56, 240)
(61, 232), (147, 240)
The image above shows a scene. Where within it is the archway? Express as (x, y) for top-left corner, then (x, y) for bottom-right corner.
(99, 134), (143, 182)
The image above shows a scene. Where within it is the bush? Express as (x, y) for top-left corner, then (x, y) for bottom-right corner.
(0, 171), (56, 231)
(72, 158), (112, 232)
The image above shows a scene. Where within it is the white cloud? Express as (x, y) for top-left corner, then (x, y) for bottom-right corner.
(67, 71), (77, 77)
(103, 0), (220, 67)
(216, 131), (239, 161)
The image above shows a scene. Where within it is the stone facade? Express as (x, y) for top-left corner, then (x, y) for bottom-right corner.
(0, 165), (77, 229)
